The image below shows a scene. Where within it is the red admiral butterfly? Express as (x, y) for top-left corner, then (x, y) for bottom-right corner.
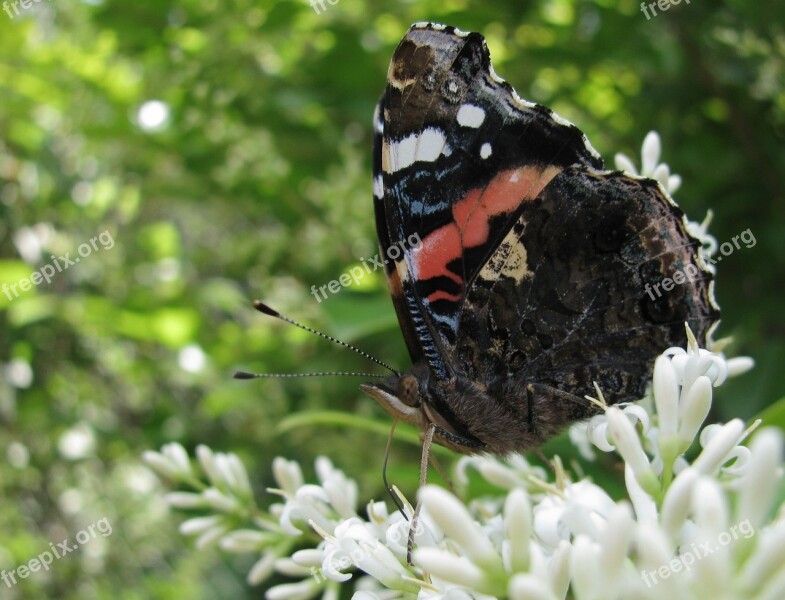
(360, 22), (720, 456)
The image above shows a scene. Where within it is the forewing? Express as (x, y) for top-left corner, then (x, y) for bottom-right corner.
(374, 23), (602, 378)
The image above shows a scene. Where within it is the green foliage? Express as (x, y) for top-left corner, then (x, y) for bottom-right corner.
(0, 0), (782, 597)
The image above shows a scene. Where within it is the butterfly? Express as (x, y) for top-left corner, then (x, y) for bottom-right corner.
(359, 22), (720, 456)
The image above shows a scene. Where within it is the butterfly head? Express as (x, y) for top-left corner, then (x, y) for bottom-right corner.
(360, 362), (487, 454)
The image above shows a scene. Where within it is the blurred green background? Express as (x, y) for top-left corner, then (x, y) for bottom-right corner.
(0, 0), (782, 597)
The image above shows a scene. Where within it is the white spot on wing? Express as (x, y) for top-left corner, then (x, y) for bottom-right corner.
(373, 104), (384, 134)
(480, 143), (492, 159)
(373, 175), (384, 199)
(456, 104), (486, 128)
(416, 128), (446, 162)
(383, 128), (448, 173)
(390, 134), (417, 172)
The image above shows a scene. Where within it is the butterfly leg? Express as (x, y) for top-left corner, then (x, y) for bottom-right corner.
(382, 418), (408, 517)
(407, 423), (436, 565)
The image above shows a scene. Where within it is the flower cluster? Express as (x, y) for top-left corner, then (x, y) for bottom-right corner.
(143, 133), (784, 599)
(144, 325), (783, 599)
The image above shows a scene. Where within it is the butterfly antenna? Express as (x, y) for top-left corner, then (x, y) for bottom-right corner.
(238, 300), (400, 377)
(233, 371), (389, 379)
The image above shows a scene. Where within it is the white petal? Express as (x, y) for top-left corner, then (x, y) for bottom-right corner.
(738, 525), (785, 591)
(660, 467), (699, 538)
(569, 535), (600, 600)
(273, 457), (305, 494)
(196, 445), (221, 486)
(508, 573), (558, 600)
(622, 404), (651, 433)
(548, 540), (572, 599)
(354, 539), (411, 586)
(635, 522), (679, 595)
(678, 375), (713, 451)
(227, 453), (253, 499)
(721, 445), (752, 476)
(737, 428), (784, 527)
(568, 422), (596, 461)
(691, 477), (729, 534)
(624, 463), (658, 523)
(641, 131), (661, 175)
(689, 479), (731, 594)
(653, 355), (679, 436)
(351, 593), (382, 600)
(419, 485), (500, 567)
(478, 460), (524, 489)
(607, 408), (655, 490)
(413, 547), (485, 589)
(165, 491), (208, 509)
(758, 570), (785, 600)
(248, 552), (278, 585)
(652, 163), (670, 189)
(180, 515), (222, 536)
(221, 529), (270, 553)
(266, 580), (319, 600)
(195, 524), (229, 549)
(667, 174), (682, 194)
(693, 419), (745, 475)
(214, 453), (239, 490)
(504, 488), (532, 572)
(292, 549), (325, 567)
(274, 558), (313, 577)
(162, 442), (192, 475)
(143, 451), (179, 479)
(726, 356), (755, 378)
(203, 487), (240, 513)
(599, 503), (635, 593)
(613, 152), (639, 175)
(587, 418), (615, 453)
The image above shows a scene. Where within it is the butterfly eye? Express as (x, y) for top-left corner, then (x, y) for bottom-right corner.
(397, 375), (421, 407)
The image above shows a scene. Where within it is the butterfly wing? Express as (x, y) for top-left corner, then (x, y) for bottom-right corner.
(455, 166), (720, 411)
(373, 23), (602, 380)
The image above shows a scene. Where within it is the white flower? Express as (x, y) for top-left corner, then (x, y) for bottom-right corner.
(321, 518), (417, 589)
(533, 479), (617, 549)
(614, 131), (682, 195)
(143, 442), (193, 481)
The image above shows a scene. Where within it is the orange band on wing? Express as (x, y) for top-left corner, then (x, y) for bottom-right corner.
(412, 165), (562, 288)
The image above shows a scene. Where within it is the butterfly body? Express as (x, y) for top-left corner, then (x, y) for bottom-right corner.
(362, 23), (720, 455)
